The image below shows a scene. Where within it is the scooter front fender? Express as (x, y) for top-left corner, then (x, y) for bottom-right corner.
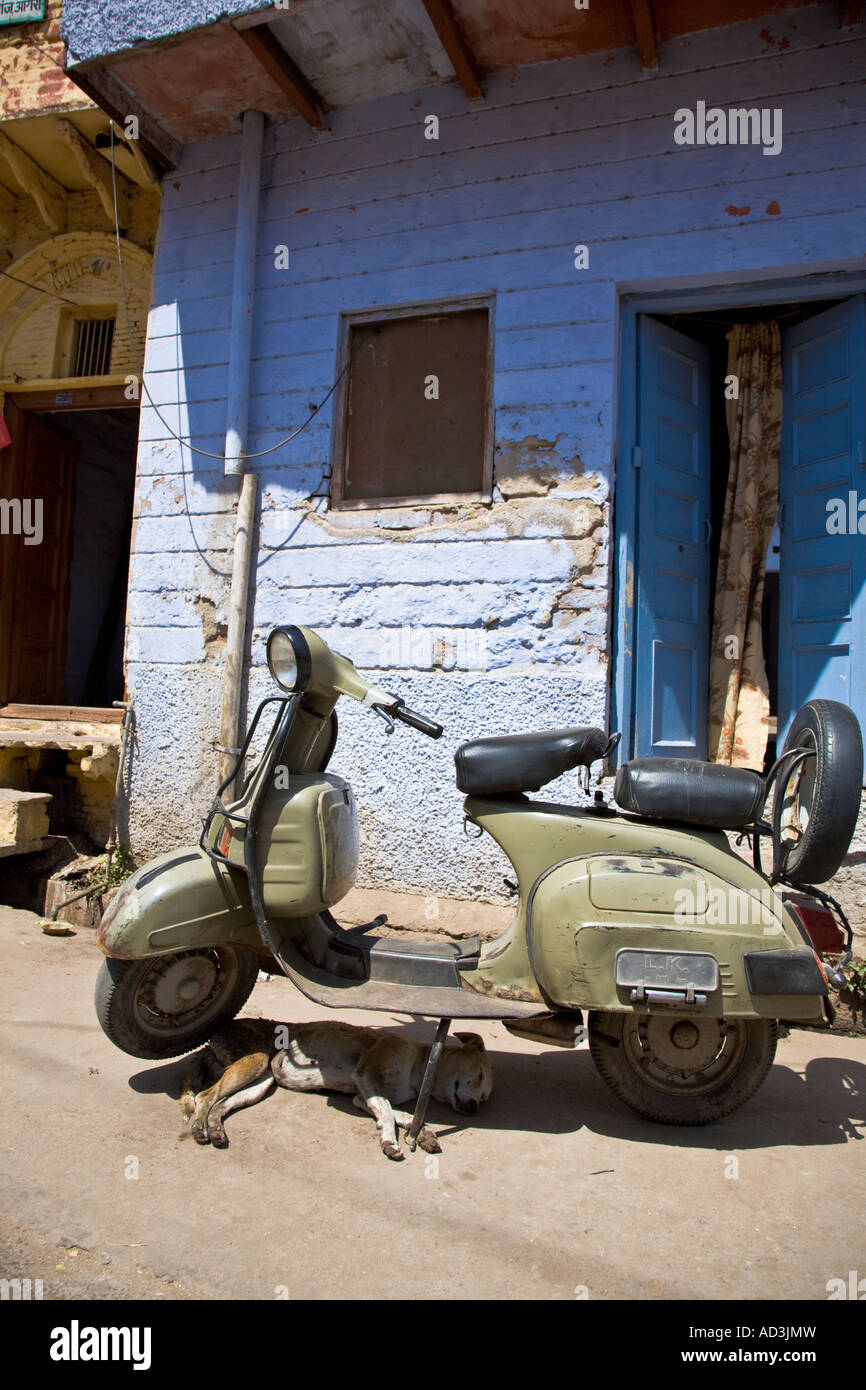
(98, 846), (262, 959)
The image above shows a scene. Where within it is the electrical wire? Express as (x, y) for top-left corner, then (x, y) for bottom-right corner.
(108, 124), (372, 463)
(22, 35), (69, 74)
(0, 265), (88, 308)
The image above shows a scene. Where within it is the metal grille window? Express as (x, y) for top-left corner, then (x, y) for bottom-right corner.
(71, 317), (115, 377)
(332, 302), (494, 508)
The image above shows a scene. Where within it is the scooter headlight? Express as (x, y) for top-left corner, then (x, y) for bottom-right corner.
(266, 626), (311, 692)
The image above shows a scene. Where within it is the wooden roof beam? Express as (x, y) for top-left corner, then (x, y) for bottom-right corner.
(56, 119), (132, 224)
(64, 65), (181, 173)
(0, 183), (18, 243)
(235, 24), (327, 131)
(0, 132), (65, 233)
(629, 0), (659, 71)
(122, 136), (161, 187)
(421, 0), (483, 101)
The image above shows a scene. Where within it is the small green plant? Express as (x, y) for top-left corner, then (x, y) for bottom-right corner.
(86, 846), (135, 901)
(843, 956), (866, 1003)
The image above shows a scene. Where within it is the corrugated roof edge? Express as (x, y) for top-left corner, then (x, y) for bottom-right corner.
(61, 0), (272, 64)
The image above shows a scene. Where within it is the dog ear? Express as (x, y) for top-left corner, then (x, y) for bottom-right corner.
(454, 1031), (486, 1052)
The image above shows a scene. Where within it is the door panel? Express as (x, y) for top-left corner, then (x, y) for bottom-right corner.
(779, 296), (866, 749)
(0, 402), (77, 704)
(634, 316), (712, 758)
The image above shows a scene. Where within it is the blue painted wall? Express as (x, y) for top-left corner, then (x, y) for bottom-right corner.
(122, 4), (866, 890)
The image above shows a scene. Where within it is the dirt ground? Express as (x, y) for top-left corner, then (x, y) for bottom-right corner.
(1, 904), (865, 1302)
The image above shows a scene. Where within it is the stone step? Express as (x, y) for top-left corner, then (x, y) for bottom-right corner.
(0, 788), (52, 858)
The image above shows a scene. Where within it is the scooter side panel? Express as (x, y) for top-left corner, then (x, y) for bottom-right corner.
(97, 847), (261, 959)
(466, 799), (825, 1020)
(528, 855), (826, 1019)
(468, 799), (736, 1002)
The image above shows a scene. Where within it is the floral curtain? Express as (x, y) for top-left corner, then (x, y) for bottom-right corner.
(708, 320), (782, 769)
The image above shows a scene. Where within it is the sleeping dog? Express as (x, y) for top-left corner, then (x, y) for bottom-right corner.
(180, 1017), (493, 1160)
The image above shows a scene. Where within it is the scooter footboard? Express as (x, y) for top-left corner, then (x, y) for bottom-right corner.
(528, 853), (828, 1021)
(98, 846), (262, 959)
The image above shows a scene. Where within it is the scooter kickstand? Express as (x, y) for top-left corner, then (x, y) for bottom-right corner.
(406, 1017), (451, 1152)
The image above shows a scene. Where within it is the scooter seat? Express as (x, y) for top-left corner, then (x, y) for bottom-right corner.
(455, 727), (610, 797)
(614, 758), (766, 830)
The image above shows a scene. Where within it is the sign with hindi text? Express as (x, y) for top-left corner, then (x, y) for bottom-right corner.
(0, 0), (46, 26)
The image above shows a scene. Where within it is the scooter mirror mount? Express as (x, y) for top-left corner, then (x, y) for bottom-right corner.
(268, 626), (443, 738)
(267, 624), (393, 708)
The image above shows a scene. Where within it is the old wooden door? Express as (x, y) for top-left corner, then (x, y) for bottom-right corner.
(0, 401), (77, 704)
(778, 294), (866, 747)
(633, 316), (712, 758)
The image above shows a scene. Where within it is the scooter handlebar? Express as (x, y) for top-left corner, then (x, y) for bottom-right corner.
(393, 703), (444, 739)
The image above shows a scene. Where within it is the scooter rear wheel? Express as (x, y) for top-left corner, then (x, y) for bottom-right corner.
(588, 1012), (777, 1125)
(95, 947), (260, 1060)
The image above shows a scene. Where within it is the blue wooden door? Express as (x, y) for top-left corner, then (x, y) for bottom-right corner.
(778, 295), (866, 751)
(634, 316), (712, 758)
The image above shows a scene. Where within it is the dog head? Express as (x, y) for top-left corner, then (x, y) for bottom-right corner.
(438, 1032), (493, 1115)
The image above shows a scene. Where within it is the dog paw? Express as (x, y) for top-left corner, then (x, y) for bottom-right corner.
(382, 1141), (404, 1161)
(209, 1131), (229, 1149)
(418, 1131), (442, 1155)
(191, 1124), (209, 1146)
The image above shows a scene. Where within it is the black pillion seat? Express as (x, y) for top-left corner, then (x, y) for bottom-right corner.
(614, 758), (766, 830)
(455, 727), (611, 797)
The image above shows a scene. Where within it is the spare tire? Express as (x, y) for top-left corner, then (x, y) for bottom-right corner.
(774, 700), (863, 884)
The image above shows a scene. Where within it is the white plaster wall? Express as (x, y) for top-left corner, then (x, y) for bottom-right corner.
(836, 791), (866, 945)
(127, 655), (606, 903)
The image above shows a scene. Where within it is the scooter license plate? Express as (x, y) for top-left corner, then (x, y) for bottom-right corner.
(614, 948), (719, 992)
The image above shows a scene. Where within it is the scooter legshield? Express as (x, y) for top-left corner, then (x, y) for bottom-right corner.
(97, 846), (261, 959)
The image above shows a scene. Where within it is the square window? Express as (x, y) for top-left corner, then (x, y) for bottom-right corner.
(70, 316), (116, 377)
(54, 307), (117, 379)
(332, 303), (493, 507)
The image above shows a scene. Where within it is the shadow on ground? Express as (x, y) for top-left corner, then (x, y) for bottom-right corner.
(128, 1032), (866, 1153)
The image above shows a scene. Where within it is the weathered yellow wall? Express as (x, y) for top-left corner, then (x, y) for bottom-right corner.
(0, 2), (159, 380)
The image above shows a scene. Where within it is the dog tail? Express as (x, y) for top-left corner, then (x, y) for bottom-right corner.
(179, 1048), (211, 1121)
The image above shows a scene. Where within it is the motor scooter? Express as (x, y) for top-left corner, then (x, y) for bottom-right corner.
(96, 624), (863, 1131)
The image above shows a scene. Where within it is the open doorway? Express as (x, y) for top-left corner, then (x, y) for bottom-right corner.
(615, 290), (865, 772)
(650, 300), (844, 769)
(41, 408), (136, 709)
(0, 397), (137, 860)
(0, 401), (136, 709)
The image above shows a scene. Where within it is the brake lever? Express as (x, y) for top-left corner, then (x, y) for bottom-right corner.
(372, 704), (396, 735)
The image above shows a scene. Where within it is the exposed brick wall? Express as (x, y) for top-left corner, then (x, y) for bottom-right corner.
(0, 1), (87, 121)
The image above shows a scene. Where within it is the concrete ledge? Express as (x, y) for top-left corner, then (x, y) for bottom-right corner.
(0, 718), (122, 751)
(0, 788), (51, 857)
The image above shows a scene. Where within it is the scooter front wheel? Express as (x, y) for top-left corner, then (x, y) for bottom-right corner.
(588, 1012), (778, 1125)
(95, 947), (260, 1060)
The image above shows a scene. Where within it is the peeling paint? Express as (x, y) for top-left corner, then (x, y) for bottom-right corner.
(758, 28), (790, 51)
(196, 596), (227, 651)
(495, 434), (584, 499)
(305, 487), (603, 545)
